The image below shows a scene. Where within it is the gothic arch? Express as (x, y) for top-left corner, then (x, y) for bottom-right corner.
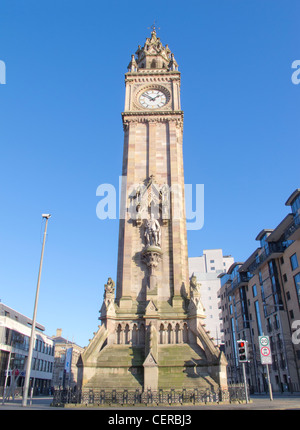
(159, 323), (165, 344)
(116, 324), (122, 345)
(124, 324), (130, 344)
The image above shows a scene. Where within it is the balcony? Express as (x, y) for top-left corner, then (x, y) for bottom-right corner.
(226, 272), (251, 295)
(284, 213), (300, 241)
(220, 273), (232, 287)
(248, 242), (285, 274)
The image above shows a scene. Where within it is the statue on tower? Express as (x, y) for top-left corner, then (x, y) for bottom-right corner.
(144, 214), (161, 247)
(104, 277), (115, 299)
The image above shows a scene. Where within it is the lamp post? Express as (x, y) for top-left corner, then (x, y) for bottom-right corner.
(22, 214), (51, 407)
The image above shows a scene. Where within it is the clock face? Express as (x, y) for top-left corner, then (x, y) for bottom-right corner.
(139, 89), (167, 109)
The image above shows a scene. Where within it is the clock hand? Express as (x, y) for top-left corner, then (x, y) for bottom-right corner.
(144, 94), (155, 101)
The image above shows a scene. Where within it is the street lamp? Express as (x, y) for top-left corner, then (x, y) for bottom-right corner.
(22, 214), (51, 407)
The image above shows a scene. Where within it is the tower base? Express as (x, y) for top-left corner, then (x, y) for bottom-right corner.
(77, 293), (228, 396)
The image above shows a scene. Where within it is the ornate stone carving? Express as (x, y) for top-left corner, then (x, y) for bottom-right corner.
(129, 175), (170, 226)
(142, 247), (163, 272)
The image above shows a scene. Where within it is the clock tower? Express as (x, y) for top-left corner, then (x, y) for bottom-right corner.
(79, 29), (228, 396)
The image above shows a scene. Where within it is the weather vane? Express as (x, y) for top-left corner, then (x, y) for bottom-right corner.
(148, 20), (160, 33)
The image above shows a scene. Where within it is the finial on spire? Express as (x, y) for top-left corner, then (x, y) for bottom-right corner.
(148, 20), (160, 34)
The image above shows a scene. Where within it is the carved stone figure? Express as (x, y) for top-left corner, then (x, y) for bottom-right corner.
(104, 277), (115, 296)
(190, 274), (200, 298)
(144, 214), (161, 247)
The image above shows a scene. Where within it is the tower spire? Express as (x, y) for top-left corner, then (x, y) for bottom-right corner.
(130, 24), (173, 71)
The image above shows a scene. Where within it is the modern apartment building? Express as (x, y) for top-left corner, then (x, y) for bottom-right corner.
(189, 249), (234, 345)
(218, 189), (300, 393)
(0, 303), (54, 396)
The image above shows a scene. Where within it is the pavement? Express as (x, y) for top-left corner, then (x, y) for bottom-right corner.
(0, 394), (300, 410)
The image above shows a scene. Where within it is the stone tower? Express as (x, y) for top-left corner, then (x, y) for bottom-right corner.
(79, 29), (227, 394)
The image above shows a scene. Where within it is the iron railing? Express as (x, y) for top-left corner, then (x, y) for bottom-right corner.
(51, 384), (248, 407)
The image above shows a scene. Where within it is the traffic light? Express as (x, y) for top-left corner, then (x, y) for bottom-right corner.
(237, 340), (249, 362)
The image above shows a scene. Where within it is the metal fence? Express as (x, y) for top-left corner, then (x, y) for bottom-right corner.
(52, 384), (248, 407)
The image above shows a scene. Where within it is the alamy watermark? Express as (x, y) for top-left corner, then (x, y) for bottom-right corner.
(291, 60), (300, 85)
(96, 176), (204, 231)
(0, 60), (6, 84)
(292, 320), (300, 344)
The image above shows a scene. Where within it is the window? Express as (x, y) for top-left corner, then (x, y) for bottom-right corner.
(283, 273), (287, 282)
(254, 301), (263, 336)
(211, 267), (215, 271)
(290, 253), (299, 271)
(5, 329), (29, 351)
(291, 195), (300, 215)
(210, 260), (214, 263)
(294, 273), (300, 305)
(274, 314), (280, 330)
(268, 261), (274, 276)
(252, 284), (257, 297)
(260, 234), (270, 254)
(290, 310), (295, 319)
(286, 291), (291, 301)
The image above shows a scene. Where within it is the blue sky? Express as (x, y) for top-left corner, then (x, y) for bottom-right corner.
(0, 0), (299, 347)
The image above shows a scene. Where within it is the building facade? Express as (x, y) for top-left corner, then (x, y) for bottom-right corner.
(218, 189), (300, 393)
(189, 249), (234, 345)
(79, 29), (227, 395)
(51, 328), (84, 389)
(0, 303), (54, 396)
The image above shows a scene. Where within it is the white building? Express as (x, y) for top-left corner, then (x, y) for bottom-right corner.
(189, 249), (234, 345)
(0, 303), (54, 397)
